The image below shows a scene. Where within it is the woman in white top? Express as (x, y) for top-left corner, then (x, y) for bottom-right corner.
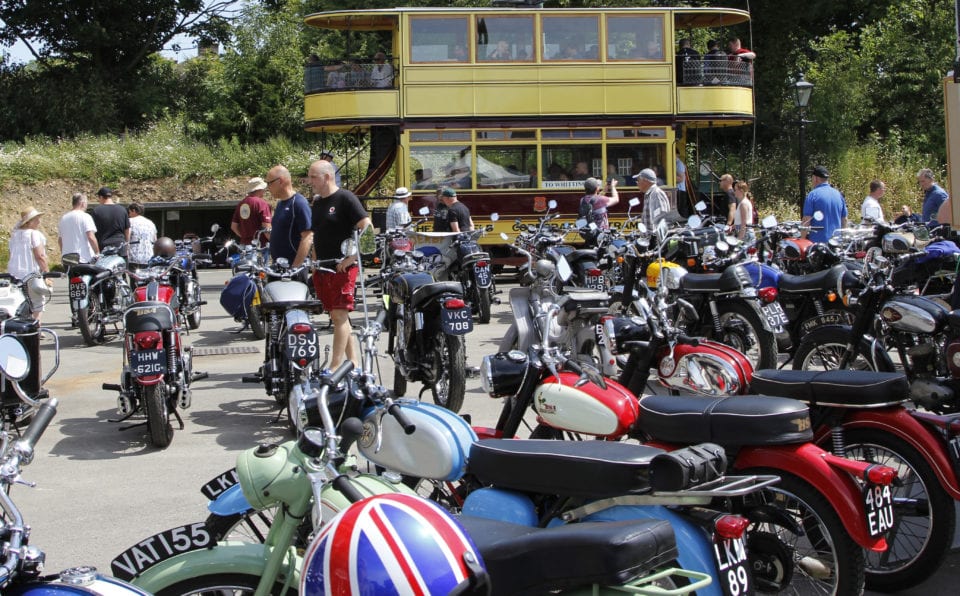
(127, 202), (158, 269)
(7, 207), (51, 320)
(732, 180), (755, 242)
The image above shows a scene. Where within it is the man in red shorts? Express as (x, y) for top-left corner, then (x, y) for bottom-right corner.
(308, 159), (371, 368)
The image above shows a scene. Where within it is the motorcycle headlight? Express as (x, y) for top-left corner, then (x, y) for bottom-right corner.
(661, 266), (688, 290)
(480, 351), (529, 398)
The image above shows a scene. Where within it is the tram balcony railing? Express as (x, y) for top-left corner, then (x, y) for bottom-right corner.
(679, 58), (753, 87)
(305, 58), (398, 93)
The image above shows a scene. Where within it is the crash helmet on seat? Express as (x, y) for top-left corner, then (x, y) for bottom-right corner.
(153, 237), (176, 257)
(300, 493), (488, 595)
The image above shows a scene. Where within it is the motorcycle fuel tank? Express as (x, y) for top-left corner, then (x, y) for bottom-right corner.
(97, 253), (127, 273)
(358, 400), (476, 482)
(261, 279), (310, 304)
(881, 295), (947, 334)
(658, 340), (753, 396)
(532, 372), (638, 438)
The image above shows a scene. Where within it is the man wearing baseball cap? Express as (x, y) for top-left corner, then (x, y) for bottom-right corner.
(92, 186), (130, 256)
(802, 165), (847, 243)
(231, 177), (272, 246)
(634, 168), (671, 231)
(434, 187), (474, 232)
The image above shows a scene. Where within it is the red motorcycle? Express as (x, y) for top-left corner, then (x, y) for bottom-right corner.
(103, 256), (207, 448)
(478, 304), (897, 595)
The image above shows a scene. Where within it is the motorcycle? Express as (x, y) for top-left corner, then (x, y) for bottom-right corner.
(219, 232), (269, 340)
(427, 224), (497, 324)
(65, 244), (133, 345)
(102, 256), (208, 448)
(168, 239), (208, 330)
(0, 272), (61, 323)
(0, 334), (149, 595)
(1, 318), (58, 428)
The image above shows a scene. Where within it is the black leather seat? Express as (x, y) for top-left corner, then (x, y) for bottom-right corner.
(68, 263), (109, 277)
(750, 369), (910, 407)
(411, 281), (464, 309)
(124, 301), (175, 332)
(638, 394), (813, 446)
(459, 515), (677, 595)
(678, 266), (744, 293)
(564, 249), (598, 264)
(468, 439), (662, 498)
(778, 266), (846, 294)
(388, 272), (433, 303)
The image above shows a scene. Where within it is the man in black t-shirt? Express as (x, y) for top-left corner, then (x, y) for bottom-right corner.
(91, 187), (130, 256)
(309, 160), (371, 368)
(433, 187), (474, 232)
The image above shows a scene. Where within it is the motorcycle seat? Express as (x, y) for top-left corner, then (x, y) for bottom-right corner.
(750, 369), (910, 407)
(259, 299), (324, 314)
(69, 263), (109, 277)
(564, 248), (598, 264)
(124, 300), (175, 332)
(777, 265), (846, 293)
(459, 515), (677, 595)
(388, 272), (434, 303)
(638, 394), (813, 446)
(468, 439), (662, 498)
(411, 281), (464, 309)
(678, 267), (744, 293)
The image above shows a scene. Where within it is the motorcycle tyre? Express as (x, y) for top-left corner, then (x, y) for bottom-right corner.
(145, 384), (174, 448)
(477, 287), (492, 324)
(155, 572), (294, 596)
(78, 296), (106, 346)
(742, 469), (865, 596)
(842, 430), (956, 592)
(791, 327), (895, 372)
(431, 334), (466, 413)
(187, 305), (202, 330)
(248, 306), (266, 340)
(712, 301), (779, 371)
(393, 364), (408, 398)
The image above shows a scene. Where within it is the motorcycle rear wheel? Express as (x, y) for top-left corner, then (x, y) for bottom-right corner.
(431, 334), (466, 413)
(78, 295), (106, 346)
(711, 301), (779, 371)
(248, 306), (266, 340)
(792, 328), (894, 372)
(145, 384), (174, 448)
(155, 572), (294, 596)
(187, 305), (202, 330)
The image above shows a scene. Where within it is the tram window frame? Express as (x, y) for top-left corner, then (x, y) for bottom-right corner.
(475, 15), (535, 62)
(606, 14), (666, 61)
(541, 15), (600, 62)
(410, 16), (471, 63)
(409, 145), (475, 190)
(475, 145), (537, 189)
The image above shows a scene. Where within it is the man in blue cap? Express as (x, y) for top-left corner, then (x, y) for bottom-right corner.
(802, 165), (847, 242)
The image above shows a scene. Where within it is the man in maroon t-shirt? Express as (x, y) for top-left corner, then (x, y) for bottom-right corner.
(231, 177), (273, 246)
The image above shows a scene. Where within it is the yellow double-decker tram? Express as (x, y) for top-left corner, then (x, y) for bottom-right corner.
(303, 4), (753, 254)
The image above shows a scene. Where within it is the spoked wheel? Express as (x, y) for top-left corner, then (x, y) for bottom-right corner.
(712, 301), (779, 370)
(78, 295), (106, 346)
(431, 334), (466, 413)
(144, 384), (174, 448)
(842, 430), (956, 592)
(742, 470), (865, 595)
(248, 306), (266, 340)
(792, 329), (893, 372)
(155, 572), (294, 596)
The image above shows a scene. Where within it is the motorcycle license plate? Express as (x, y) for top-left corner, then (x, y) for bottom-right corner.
(286, 328), (320, 363)
(864, 483), (895, 538)
(585, 274), (606, 291)
(110, 522), (214, 581)
(714, 536), (752, 596)
(475, 263), (492, 288)
(761, 302), (789, 329)
(69, 280), (87, 300)
(130, 348), (166, 376)
(200, 467), (239, 500)
(442, 306), (473, 335)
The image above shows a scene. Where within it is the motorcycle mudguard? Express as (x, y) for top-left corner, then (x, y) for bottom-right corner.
(828, 408), (960, 499)
(735, 442), (888, 551)
(799, 324), (895, 372)
(500, 286), (534, 352)
(207, 483), (252, 517)
(128, 544), (299, 594)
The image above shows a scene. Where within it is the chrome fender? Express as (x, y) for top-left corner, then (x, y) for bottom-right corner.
(130, 543), (300, 594)
(499, 286), (534, 352)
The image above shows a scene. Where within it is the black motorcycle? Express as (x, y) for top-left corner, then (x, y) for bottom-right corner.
(65, 244), (133, 345)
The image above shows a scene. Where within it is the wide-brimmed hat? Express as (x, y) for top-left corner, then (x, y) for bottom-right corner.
(16, 207), (43, 229)
(394, 187), (412, 199)
(246, 177), (268, 193)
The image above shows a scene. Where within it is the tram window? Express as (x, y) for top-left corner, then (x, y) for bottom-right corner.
(411, 17), (469, 63)
(607, 128), (667, 139)
(542, 129), (601, 140)
(607, 143), (667, 186)
(541, 145), (602, 188)
(542, 16), (599, 61)
(606, 15), (665, 61)
(476, 146), (536, 189)
(476, 16), (534, 61)
(410, 145), (474, 190)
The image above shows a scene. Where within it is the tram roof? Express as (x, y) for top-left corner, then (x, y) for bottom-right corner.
(305, 7), (751, 32)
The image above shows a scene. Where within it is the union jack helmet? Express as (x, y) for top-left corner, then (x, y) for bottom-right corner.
(301, 493), (488, 595)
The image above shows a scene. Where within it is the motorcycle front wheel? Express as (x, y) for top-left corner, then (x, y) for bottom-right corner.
(431, 334), (466, 413)
(248, 306), (266, 340)
(78, 294), (106, 346)
(155, 572), (294, 596)
(477, 286), (492, 324)
(144, 384), (174, 448)
(792, 328), (894, 372)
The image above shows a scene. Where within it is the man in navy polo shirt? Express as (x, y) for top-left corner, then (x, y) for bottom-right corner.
(918, 168), (949, 223)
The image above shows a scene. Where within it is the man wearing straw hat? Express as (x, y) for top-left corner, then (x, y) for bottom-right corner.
(7, 207), (51, 321)
(231, 177), (273, 247)
(385, 187), (413, 230)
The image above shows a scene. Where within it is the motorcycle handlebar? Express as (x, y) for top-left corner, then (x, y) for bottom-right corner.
(374, 308), (388, 329)
(18, 398), (58, 451)
(327, 360), (355, 387)
(387, 402), (416, 435)
(331, 474), (367, 504)
(677, 334), (701, 346)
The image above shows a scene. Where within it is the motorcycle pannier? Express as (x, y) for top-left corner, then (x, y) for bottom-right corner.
(649, 443), (727, 492)
(220, 275), (256, 319)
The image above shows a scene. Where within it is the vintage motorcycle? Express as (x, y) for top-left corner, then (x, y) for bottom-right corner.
(0, 335), (150, 595)
(167, 238), (207, 330)
(0, 272), (60, 323)
(219, 235), (268, 339)
(65, 244), (133, 345)
(102, 256), (207, 448)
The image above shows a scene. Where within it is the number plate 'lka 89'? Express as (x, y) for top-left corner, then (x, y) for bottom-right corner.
(442, 306), (473, 335)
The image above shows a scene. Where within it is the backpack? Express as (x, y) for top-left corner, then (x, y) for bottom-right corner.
(578, 196), (595, 220)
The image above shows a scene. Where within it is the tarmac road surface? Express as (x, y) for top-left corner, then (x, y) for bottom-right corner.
(12, 269), (958, 593)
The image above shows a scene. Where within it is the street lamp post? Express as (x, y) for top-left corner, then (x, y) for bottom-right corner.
(793, 74), (814, 209)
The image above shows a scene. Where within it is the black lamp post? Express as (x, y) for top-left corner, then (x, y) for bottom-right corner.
(793, 74), (814, 208)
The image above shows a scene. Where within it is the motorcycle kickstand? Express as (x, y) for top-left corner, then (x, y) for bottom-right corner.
(172, 409), (185, 430)
(191, 371), (209, 383)
(110, 411), (141, 425)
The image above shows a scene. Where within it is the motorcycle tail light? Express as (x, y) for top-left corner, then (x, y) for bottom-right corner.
(374, 257), (382, 265)
(290, 323), (313, 334)
(444, 298), (467, 309)
(865, 464), (899, 486)
(747, 246), (757, 255)
(477, 260), (488, 268)
(135, 331), (162, 350)
(587, 268), (602, 277)
(757, 287), (778, 303)
(714, 515), (750, 541)
(687, 258), (697, 267)
(70, 276), (82, 284)
(822, 453), (897, 486)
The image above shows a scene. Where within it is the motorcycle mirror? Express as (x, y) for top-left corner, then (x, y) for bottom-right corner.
(211, 223), (220, 233)
(629, 197), (641, 208)
(340, 238), (357, 258)
(548, 199), (558, 210)
(0, 335), (30, 382)
(490, 212), (500, 222)
(418, 206), (430, 216)
(694, 201), (707, 212)
(556, 254), (573, 282)
(687, 215), (703, 229)
(813, 210), (825, 222)
(357, 224), (377, 256)
(761, 214), (778, 229)
(500, 232), (509, 241)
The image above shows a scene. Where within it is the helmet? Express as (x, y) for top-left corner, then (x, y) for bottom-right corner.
(300, 493), (487, 596)
(154, 237), (176, 257)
